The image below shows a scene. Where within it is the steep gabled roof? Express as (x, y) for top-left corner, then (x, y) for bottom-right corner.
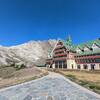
(77, 38), (100, 49)
(47, 38), (100, 57)
(94, 38), (100, 47)
(61, 40), (75, 52)
(76, 49), (100, 56)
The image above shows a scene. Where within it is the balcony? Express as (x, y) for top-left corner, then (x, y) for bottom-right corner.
(75, 58), (100, 64)
(54, 49), (65, 53)
(53, 57), (66, 61)
(54, 53), (67, 57)
(54, 45), (64, 50)
(75, 55), (100, 59)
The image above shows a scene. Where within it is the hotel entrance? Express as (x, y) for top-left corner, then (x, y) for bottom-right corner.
(55, 60), (67, 69)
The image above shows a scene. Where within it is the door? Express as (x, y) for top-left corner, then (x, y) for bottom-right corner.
(91, 64), (95, 70)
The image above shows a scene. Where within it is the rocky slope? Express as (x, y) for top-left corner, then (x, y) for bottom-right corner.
(0, 40), (56, 67)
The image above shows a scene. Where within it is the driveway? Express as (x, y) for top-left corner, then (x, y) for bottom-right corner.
(0, 72), (100, 100)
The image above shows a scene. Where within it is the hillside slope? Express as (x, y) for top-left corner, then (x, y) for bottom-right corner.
(0, 40), (56, 67)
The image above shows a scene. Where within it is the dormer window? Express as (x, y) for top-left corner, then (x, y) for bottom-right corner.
(90, 48), (93, 51)
(82, 49), (84, 52)
(92, 43), (99, 50)
(76, 47), (82, 53)
(84, 46), (89, 51)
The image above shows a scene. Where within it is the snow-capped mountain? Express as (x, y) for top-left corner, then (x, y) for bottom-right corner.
(0, 40), (56, 67)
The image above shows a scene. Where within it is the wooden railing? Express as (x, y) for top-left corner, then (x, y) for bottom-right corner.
(53, 57), (66, 61)
(54, 49), (65, 53)
(54, 45), (64, 50)
(54, 53), (67, 57)
(75, 55), (100, 59)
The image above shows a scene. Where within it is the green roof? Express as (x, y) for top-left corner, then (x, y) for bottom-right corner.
(76, 49), (100, 56)
(63, 38), (100, 54)
(48, 38), (100, 56)
(76, 38), (100, 49)
(61, 40), (74, 51)
(75, 38), (100, 56)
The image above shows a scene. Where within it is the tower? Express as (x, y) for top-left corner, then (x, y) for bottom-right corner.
(66, 35), (76, 69)
(66, 35), (72, 47)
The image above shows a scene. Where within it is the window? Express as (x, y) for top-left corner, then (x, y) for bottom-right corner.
(59, 61), (62, 68)
(84, 46), (89, 51)
(63, 60), (67, 68)
(77, 65), (81, 69)
(63, 64), (67, 68)
(50, 65), (52, 68)
(92, 43), (99, 50)
(55, 51), (64, 54)
(95, 58), (100, 63)
(91, 64), (95, 70)
(76, 48), (81, 53)
(72, 64), (73, 69)
(55, 61), (58, 68)
(83, 64), (88, 69)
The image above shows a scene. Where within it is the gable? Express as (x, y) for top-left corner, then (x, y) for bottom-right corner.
(56, 40), (63, 46)
(84, 46), (90, 51)
(76, 47), (82, 53)
(92, 43), (100, 49)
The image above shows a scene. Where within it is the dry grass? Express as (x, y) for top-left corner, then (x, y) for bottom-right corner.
(0, 67), (15, 78)
(61, 71), (100, 83)
(0, 67), (48, 89)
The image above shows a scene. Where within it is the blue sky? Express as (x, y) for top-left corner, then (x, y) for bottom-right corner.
(0, 0), (100, 46)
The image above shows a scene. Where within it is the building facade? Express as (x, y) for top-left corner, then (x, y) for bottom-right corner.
(46, 37), (100, 70)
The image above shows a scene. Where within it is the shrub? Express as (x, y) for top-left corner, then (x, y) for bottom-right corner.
(89, 84), (100, 90)
(89, 85), (96, 89)
(20, 64), (26, 68)
(66, 74), (76, 80)
(79, 80), (89, 86)
(95, 85), (100, 90)
(15, 64), (26, 70)
(10, 63), (15, 67)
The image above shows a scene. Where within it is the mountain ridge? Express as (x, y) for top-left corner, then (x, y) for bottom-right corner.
(0, 39), (56, 67)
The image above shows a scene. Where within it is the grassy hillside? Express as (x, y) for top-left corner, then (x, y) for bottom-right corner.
(0, 66), (48, 89)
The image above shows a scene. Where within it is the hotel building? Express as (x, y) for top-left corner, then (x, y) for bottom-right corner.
(46, 37), (100, 70)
